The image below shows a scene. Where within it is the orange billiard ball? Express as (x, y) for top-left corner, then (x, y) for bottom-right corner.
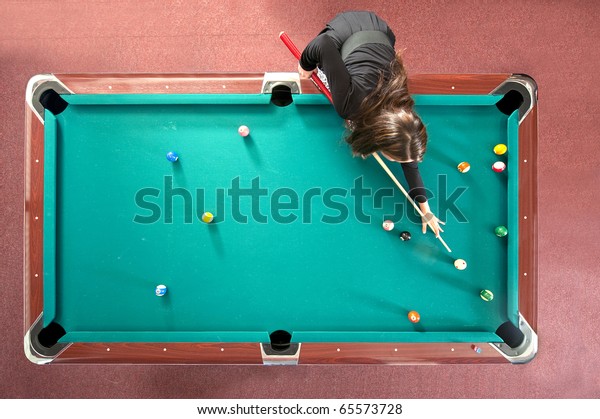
(408, 310), (420, 323)
(457, 161), (471, 173)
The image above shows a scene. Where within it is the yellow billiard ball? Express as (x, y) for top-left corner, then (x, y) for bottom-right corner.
(493, 144), (507, 155)
(201, 212), (214, 223)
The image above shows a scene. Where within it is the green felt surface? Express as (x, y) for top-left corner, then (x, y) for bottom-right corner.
(42, 93), (519, 343)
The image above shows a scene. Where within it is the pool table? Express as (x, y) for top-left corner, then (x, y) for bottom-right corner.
(24, 73), (538, 365)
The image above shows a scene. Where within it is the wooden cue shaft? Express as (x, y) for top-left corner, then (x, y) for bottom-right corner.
(372, 152), (452, 253)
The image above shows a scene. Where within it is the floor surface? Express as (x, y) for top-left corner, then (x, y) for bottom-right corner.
(1, 0), (599, 398)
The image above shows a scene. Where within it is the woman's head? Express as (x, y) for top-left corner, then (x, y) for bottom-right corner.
(346, 108), (427, 162)
(345, 52), (427, 163)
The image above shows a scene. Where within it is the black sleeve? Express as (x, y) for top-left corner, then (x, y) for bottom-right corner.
(401, 162), (428, 203)
(299, 34), (359, 119)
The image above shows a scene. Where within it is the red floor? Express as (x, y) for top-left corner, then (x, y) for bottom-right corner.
(1, 0), (599, 398)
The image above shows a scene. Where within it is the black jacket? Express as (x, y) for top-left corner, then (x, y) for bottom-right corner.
(300, 11), (427, 203)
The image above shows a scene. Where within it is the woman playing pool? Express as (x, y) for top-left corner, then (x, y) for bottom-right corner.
(298, 11), (444, 236)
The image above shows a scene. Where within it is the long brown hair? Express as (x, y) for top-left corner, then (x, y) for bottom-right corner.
(345, 52), (427, 162)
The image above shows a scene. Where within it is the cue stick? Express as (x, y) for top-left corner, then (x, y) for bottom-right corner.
(279, 31), (334, 103)
(372, 152), (452, 253)
(278, 31), (451, 253)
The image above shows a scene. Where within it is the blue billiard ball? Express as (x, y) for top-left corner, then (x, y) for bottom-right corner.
(155, 285), (167, 296)
(166, 152), (179, 162)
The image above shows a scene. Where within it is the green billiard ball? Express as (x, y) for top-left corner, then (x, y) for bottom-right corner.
(480, 289), (494, 302)
(494, 226), (508, 237)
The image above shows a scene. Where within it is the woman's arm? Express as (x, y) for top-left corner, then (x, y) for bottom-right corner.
(400, 162), (427, 203)
(401, 162), (444, 236)
(299, 34), (356, 118)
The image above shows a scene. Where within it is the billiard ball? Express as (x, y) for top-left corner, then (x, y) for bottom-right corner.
(155, 285), (167, 296)
(457, 162), (471, 173)
(493, 144), (507, 155)
(166, 151), (179, 162)
(238, 125), (250, 137)
(382, 220), (395, 231)
(201, 212), (214, 223)
(454, 259), (467, 270)
(492, 161), (506, 172)
(399, 231), (411, 241)
(494, 225), (508, 237)
(408, 310), (420, 323)
(480, 289), (494, 302)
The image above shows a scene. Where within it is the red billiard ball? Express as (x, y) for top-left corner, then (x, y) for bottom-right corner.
(382, 220), (395, 231)
(238, 125), (250, 137)
(492, 161), (506, 172)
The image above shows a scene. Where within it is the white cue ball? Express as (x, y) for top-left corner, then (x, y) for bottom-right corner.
(454, 259), (467, 270)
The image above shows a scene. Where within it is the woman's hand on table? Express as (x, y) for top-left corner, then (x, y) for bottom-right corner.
(418, 201), (445, 237)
